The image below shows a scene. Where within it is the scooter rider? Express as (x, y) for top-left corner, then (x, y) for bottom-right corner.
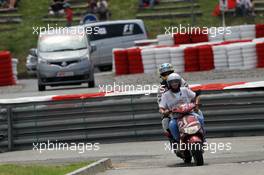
(159, 73), (205, 144)
(157, 63), (188, 142)
(158, 63), (188, 100)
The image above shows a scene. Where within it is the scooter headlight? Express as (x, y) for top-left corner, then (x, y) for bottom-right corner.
(184, 125), (200, 134)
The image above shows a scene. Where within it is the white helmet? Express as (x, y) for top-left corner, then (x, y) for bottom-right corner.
(167, 73), (182, 91)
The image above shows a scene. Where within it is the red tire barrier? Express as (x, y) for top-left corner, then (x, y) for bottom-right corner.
(191, 82), (246, 91)
(184, 47), (200, 72)
(0, 51), (15, 86)
(173, 33), (191, 44)
(221, 39), (252, 45)
(198, 45), (214, 71)
(256, 43), (264, 68)
(52, 92), (107, 101)
(127, 48), (144, 74)
(190, 34), (209, 43)
(113, 49), (129, 76)
(256, 24), (264, 38)
(188, 28), (209, 43)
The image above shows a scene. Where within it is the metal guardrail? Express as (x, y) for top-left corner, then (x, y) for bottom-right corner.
(0, 91), (264, 151)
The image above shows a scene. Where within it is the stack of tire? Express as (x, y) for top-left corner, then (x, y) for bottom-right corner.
(184, 47), (199, 72)
(212, 45), (229, 70)
(197, 45), (214, 71)
(222, 39), (252, 45)
(253, 38), (264, 43)
(240, 25), (256, 40)
(12, 59), (18, 83)
(127, 47), (144, 74)
(173, 33), (191, 44)
(190, 30), (209, 43)
(241, 42), (257, 69)
(170, 47), (185, 72)
(0, 51), (16, 86)
(154, 47), (171, 69)
(256, 42), (264, 68)
(226, 44), (243, 70)
(208, 27), (224, 42)
(224, 26), (240, 41)
(113, 48), (129, 75)
(141, 48), (156, 73)
(256, 24), (264, 38)
(157, 34), (174, 46)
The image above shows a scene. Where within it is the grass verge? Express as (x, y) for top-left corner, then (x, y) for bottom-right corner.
(0, 161), (94, 175)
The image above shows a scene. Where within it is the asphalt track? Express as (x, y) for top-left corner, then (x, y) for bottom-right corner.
(0, 136), (263, 175)
(1, 71), (264, 99)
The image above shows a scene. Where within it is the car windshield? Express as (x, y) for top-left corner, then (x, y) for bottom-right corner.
(39, 34), (87, 52)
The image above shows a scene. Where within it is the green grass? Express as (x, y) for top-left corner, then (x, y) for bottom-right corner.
(0, 161), (94, 175)
(0, 0), (264, 76)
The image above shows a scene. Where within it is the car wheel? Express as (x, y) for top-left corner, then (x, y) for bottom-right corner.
(38, 84), (46, 91)
(88, 80), (95, 88)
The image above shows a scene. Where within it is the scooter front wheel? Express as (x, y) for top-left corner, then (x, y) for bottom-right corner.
(192, 150), (204, 166)
(183, 150), (192, 163)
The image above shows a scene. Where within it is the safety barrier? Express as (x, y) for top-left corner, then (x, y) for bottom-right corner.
(256, 42), (264, 68)
(113, 24), (264, 75)
(0, 51), (16, 86)
(212, 45), (228, 70)
(141, 48), (156, 73)
(198, 45), (214, 71)
(184, 47), (199, 72)
(113, 39), (264, 75)
(127, 48), (144, 74)
(256, 24), (264, 38)
(0, 91), (264, 151)
(157, 34), (174, 46)
(112, 49), (129, 75)
(170, 47), (185, 72)
(12, 59), (18, 83)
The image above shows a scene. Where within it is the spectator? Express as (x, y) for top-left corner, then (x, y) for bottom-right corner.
(97, 0), (109, 21)
(8, 0), (16, 8)
(87, 0), (97, 14)
(49, 0), (65, 15)
(64, 2), (73, 26)
(139, 0), (157, 8)
(248, 0), (256, 16)
(0, 0), (8, 8)
(236, 0), (255, 16)
(0, 0), (17, 9)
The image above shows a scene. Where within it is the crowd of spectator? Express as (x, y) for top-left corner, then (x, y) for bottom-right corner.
(48, 0), (110, 26)
(0, 0), (19, 9)
(49, 0), (73, 26)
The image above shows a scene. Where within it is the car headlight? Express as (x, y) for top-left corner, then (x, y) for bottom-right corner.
(80, 55), (90, 62)
(38, 57), (49, 64)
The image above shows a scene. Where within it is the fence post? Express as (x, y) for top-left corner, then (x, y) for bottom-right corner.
(7, 106), (13, 151)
